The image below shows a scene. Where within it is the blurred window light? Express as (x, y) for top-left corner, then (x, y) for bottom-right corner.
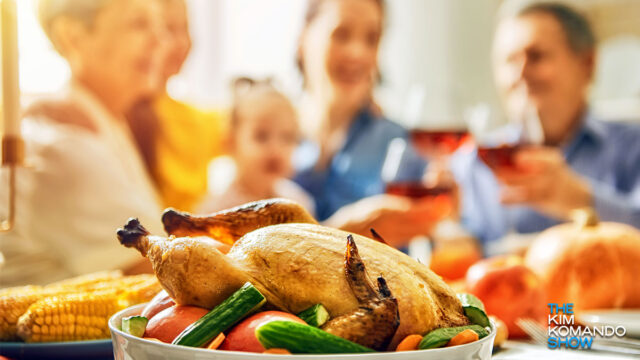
(593, 35), (640, 100)
(17, 0), (70, 95)
(169, 0), (304, 107)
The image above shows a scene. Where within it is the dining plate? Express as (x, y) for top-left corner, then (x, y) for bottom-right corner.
(577, 309), (640, 338)
(0, 339), (113, 360)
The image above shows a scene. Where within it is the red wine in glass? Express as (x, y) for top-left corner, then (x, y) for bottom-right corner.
(385, 182), (452, 199)
(385, 182), (454, 220)
(410, 129), (470, 159)
(477, 144), (522, 171)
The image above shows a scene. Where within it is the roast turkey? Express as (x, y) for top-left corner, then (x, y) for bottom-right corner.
(117, 199), (468, 349)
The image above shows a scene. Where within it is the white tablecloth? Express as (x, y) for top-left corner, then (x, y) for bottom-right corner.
(493, 341), (637, 360)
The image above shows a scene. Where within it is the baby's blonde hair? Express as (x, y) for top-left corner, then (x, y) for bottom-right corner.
(230, 77), (297, 132)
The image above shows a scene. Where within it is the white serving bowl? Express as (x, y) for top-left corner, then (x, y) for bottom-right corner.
(109, 304), (496, 360)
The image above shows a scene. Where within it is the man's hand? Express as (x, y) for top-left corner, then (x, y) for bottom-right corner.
(495, 146), (593, 219)
(324, 194), (449, 248)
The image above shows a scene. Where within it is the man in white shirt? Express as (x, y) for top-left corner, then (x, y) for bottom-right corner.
(0, 0), (167, 286)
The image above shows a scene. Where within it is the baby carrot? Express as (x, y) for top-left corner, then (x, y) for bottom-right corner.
(446, 329), (479, 347)
(396, 334), (424, 351)
(263, 348), (292, 354)
(206, 333), (226, 350)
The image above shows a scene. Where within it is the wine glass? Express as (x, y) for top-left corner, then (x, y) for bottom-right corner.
(466, 95), (545, 255)
(381, 138), (453, 214)
(381, 137), (454, 263)
(394, 85), (473, 265)
(469, 85), (544, 171)
(404, 85), (472, 166)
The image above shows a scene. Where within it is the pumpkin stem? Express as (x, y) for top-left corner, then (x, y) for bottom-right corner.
(571, 208), (599, 228)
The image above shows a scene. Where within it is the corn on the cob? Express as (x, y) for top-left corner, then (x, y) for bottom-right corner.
(1, 287), (42, 341)
(16, 291), (122, 342)
(0, 286), (74, 341)
(116, 274), (162, 307)
(15, 276), (161, 342)
(2, 272), (160, 342)
(0, 271), (126, 340)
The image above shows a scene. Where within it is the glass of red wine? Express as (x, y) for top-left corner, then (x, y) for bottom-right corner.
(386, 85), (471, 262)
(381, 138), (454, 261)
(468, 101), (544, 172)
(382, 138), (454, 212)
(466, 101), (544, 253)
(405, 85), (472, 164)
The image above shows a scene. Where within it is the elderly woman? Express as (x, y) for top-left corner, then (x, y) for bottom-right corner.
(294, 0), (434, 247)
(0, 0), (165, 286)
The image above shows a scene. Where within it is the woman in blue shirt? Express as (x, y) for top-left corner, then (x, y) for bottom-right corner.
(293, 0), (430, 247)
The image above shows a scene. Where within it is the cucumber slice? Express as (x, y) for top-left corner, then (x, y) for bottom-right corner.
(121, 315), (148, 337)
(457, 293), (486, 311)
(256, 320), (375, 354)
(462, 307), (490, 328)
(172, 282), (266, 347)
(297, 304), (330, 327)
(457, 293), (490, 327)
(419, 325), (489, 349)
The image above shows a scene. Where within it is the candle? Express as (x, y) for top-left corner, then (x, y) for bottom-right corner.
(2, 0), (20, 137)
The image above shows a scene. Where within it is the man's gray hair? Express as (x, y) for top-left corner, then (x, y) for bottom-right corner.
(500, 1), (596, 55)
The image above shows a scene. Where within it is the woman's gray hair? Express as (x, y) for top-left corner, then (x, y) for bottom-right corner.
(38, 0), (112, 39)
(500, 0), (596, 55)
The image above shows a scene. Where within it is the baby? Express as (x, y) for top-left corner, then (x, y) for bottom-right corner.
(198, 78), (314, 214)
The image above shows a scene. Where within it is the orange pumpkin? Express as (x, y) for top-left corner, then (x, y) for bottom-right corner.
(524, 209), (640, 311)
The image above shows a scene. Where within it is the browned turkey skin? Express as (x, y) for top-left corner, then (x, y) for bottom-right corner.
(117, 199), (469, 350)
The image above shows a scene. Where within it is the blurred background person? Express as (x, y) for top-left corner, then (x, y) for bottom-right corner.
(0, 0), (166, 286)
(198, 78), (314, 214)
(126, 0), (228, 212)
(293, 0), (438, 248)
(450, 1), (640, 252)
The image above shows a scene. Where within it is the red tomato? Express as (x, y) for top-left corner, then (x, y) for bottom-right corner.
(466, 255), (546, 338)
(220, 311), (306, 353)
(141, 290), (175, 320)
(144, 305), (209, 343)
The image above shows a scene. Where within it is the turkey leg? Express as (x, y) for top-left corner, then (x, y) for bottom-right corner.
(117, 218), (251, 307)
(162, 198), (317, 243)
